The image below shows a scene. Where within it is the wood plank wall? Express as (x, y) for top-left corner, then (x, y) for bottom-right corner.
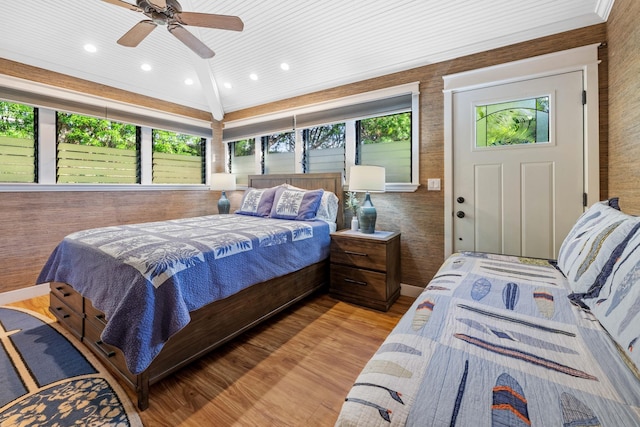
(0, 24), (610, 294)
(607, 0), (640, 213)
(225, 24), (609, 288)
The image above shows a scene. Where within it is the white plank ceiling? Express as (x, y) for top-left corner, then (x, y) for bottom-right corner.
(0, 0), (612, 120)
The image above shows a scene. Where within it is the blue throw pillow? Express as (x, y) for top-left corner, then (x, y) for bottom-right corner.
(270, 187), (324, 220)
(236, 187), (278, 217)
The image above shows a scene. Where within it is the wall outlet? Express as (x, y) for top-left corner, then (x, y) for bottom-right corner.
(427, 178), (441, 191)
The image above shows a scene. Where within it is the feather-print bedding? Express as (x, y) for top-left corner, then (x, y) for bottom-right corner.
(336, 252), (640, 426)
(37, 214), (331, 375)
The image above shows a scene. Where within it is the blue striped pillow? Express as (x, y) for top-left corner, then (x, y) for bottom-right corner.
(558, 201), (640, 293)
(575, 228), (640, 371)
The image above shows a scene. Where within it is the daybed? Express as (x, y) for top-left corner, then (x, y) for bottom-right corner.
(37, 172), (343, 410)
(336, 198), (640, 426)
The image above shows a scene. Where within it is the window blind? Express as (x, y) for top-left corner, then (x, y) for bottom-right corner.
(296, 94), (412, 128)
(223, 116), (295, 142)
(0, 85), (212, 138)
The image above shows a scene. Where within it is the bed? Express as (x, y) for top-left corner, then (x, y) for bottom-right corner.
(37, 172), (344, 410)
(336, 199), (640, 426)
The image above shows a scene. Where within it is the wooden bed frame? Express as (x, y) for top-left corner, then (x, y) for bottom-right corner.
(48, 172), (344, 410)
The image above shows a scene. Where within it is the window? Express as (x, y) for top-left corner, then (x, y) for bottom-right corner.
(56, 112), (139, 184)
(0, 100), (37, 183)
(263, 131), (295, 174)
(230, 139), (255, 185)
(222, 83), (419, 191)
(304, 123), (345, 174)
(152, 129), (205, 184)
(357, 112), (411, 183)
(475, 96), (550, 147)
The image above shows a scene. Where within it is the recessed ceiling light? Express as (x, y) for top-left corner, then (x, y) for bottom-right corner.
(84, 44), (97, 53)
(184, 78), (194, 85)
(141, 63), (152, 71)
(249, 73), (258, 81)
(223, 82), (232, 89)
(280, 63), (290, 71)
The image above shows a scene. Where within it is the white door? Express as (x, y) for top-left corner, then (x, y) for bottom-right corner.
(452, 71), (584, 259)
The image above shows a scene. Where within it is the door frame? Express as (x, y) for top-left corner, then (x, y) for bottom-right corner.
(442, 44), (601, 257)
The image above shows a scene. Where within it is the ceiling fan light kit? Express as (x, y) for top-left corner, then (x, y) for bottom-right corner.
(102, 0), (244, 58)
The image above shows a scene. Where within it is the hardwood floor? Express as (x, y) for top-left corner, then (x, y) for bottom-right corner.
(8, 292), (414, 426)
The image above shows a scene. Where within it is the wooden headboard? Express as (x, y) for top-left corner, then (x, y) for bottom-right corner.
(248, 172), (344, 230)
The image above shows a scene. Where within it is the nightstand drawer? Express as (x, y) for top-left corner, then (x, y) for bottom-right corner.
(49, 292), (83, 339)
(330, 264), (387, 301)
(330, 238), (388, 271)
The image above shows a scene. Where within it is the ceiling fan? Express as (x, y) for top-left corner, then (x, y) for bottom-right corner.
(101, 0), (244, 58)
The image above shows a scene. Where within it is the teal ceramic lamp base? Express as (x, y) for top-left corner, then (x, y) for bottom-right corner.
(218, 191), (230, 214)
(358, 192), (377, 234)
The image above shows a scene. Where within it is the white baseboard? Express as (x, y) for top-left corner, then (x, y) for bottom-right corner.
(0, 283), (50, 305)
(400, 283), (423, 299)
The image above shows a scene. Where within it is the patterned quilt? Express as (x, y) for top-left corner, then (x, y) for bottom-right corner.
(336, 252), (640, 426)
(37, 214), (331, 375)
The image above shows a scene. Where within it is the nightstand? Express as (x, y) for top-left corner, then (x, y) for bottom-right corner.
(329, 229), (401, 311)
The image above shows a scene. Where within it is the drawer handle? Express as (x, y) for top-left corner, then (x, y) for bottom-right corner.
(55, 286), (71, 297)
(55, 306), (71, 319)
(344, 278), (368, 286)
(95, 340), (116, 358)
(94, 314), (108, 327)
(344, 250), (368, 257)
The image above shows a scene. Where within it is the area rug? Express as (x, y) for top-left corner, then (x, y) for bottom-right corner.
(0, 306), (142, 426)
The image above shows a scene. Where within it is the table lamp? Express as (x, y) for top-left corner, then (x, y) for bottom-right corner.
(211, 173), (236, 214)
(348, 165), (385, 233)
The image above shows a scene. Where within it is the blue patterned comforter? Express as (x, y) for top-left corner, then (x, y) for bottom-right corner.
(37, 214), (331, 375)
(336, 252), (640, 426)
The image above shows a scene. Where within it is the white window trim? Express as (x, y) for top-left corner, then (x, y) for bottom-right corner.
(224, 83), (421, 192)
(0, 75), (213, 192)
(1, 105), (212, 192)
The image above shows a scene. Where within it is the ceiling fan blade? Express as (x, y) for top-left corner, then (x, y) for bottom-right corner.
(146, 0), (167, 9)
(101, 0), (142, 12)
(117, 20), (157, 47)
(168, 24), (215, 58)
(175, 12), (244, 31)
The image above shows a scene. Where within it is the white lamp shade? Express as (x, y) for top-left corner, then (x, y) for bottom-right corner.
(210, 173), (236, 191)
(348, 165), (385, 192)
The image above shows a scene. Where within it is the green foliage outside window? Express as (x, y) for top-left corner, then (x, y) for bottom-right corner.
(358, 112), (412, 183)
(359, 112), (411, 144)
(234, 139), (255, 156)
(306, 123), (345, 149)
(57, 112), (137, 149)
(152, 129), (202, 156)
(266, 132), (295, 153)
(0, 101), (36, 183)
(0, 101), (35, 138)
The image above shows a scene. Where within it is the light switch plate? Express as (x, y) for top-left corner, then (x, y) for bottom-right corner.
(427, 178), (441, 191)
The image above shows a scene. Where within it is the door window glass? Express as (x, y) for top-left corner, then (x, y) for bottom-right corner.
(475, 96), (549, 147)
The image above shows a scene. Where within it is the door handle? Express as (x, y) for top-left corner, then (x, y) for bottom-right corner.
(456, 211), (465, 218)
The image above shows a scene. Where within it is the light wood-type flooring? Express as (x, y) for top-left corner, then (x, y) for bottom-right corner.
(9, 292), (414, 426)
